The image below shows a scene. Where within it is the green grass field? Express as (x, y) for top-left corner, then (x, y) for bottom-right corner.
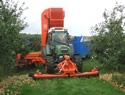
(1, 77), (125, 95)
(0, 59), (125, 95)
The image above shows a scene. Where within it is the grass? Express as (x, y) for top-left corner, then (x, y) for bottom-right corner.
(1, 77), (125, 95)
(0, 59), (125, 95)
(83, 59), (125, 86)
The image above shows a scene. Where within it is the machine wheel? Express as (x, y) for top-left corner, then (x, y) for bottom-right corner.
(74, 55), (83, 72)
(69, 44), (74, 56)
(46, 56), (56, 74)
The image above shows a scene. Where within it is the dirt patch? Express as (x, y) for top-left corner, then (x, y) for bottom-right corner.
(0, 74), (36, 95)
(100, 74), (112, 81)
(100, 73), (125, 92)
(112, 82), (125, 92)
(0, 83), (7, 94)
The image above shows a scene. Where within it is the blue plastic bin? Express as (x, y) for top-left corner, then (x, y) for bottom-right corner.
(70, 36), (90, 56)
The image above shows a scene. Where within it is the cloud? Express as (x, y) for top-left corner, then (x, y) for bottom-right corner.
(19, 0), (125, 36)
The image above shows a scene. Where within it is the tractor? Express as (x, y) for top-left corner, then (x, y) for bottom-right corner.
(16, 8), (99, 79)
(42, 27), (82, 73)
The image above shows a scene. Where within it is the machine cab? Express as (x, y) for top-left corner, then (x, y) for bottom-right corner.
(48, 27), (69, 45)
(42, 27), (72, 57)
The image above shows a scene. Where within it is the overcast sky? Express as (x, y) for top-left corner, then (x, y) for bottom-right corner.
(19, 0), (125, 36)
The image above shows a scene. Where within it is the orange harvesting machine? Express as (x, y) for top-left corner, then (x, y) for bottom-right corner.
(16, 8), (99, 79)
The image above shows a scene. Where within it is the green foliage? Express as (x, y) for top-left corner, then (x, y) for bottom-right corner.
(19, 33), (41, 51)
(83, 59), (100, 72)
(18, 33), (41, 58)
(0, 0), (27, 72)
(90, 3), (125, 70)
(112, 72), (125, 87)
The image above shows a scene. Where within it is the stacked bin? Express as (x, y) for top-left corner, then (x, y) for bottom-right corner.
(70, 36), (90, 56)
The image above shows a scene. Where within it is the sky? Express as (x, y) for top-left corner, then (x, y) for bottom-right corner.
(19, 0), (125, 36)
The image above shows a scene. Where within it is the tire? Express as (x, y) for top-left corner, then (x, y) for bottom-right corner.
(74, 55), (83, 72)
(69, 44), (74, 56)
(46, 56), (56, 74)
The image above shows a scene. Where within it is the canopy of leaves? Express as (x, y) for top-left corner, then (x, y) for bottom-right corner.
(0, 0), (27, 71)
(19, 33), (41, 57)
(91, 3), (125, 70)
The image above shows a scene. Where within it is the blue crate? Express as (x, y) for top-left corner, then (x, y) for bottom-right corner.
(70, 36), (90, 56)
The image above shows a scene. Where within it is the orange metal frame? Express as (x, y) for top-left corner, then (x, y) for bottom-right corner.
(41, 8), (64, 47)
(33, 55), (99, 79)
(16, 52), (45, 65)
